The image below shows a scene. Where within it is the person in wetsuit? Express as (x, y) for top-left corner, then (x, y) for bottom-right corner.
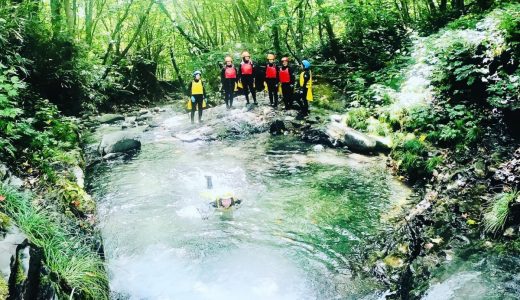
(264, 53), (279, 108)
(221, 56), (238, 109)
(187, 70), (207, 124)
(238, 51), (257, 105)
(297, 59), (313, 117)
(210, 196), (242, 209)
(278, 57), (295, 110)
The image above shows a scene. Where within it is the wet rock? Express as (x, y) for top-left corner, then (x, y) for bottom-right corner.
(474, 159), (487, 178)
(269, 120), (286, 135)
(0, 163), (8, 181)
(136, 113), (153, 122)
(326, 122), (377, 153)
(138, 109), (150, 116)
(72, 166), (85, 188)
(98, 132), (141, 155)
(503, 227), (515, 237)
(148, 121), (159, 128)
(8, 239), (56, 300)
(97, 113), (125, 124)
(6, 175), (23, 189)
(313, 145), (325, 152)
(301, 125), (331, 145)
(369, 135), (392, 152)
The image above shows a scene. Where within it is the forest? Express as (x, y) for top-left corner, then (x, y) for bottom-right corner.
(0, 0), (519, 299)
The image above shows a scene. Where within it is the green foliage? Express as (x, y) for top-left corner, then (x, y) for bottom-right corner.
(483, 190), (519, 234)
(405, 103), (483, 148)
(0, 275), (8, 300)
(0, 211), (10, 231)
(391, 137), (437, 181)
(345, 107), (370, 130)
(0, 184), (108, 299)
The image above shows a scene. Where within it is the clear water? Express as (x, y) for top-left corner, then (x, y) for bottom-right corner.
(87, 109), (410, 299)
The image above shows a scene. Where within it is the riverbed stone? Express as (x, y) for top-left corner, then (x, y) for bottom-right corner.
(98, 132), (142, 155)
(97, 113), (125, 124)
(327, 122), (377, 153)
(136, 113), (153, 122)
(269, 120), (286, 135)
(0, 163), (8, 181)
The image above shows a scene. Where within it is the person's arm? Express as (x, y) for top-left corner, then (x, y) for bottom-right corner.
(237, 63), (242, 80)
(220, 68), (225, 84)
(235, 67), (239, 83)
(202, 81), (207, 98)
(302, 70), (310, 87)
(289, 67), (295, 86)
(187, 81), (192, 96)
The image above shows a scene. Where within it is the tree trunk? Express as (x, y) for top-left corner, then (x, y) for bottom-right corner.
(169, 47), (184, 87)
(50, 0), (62, 38)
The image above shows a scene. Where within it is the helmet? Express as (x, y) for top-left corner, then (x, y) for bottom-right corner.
(241, 51), (251, 58)
(224, 56), (233, 62)
(267, 53), (276, 60)
(281, 57), (289, 62)
(302, 60), (311, 69)
(193, 70), (201, 76)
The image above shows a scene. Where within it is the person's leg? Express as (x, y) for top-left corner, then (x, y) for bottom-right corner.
(243, 79), (250, 104)
(267, 79), (274, 105)
(301, 88), (309, 116)
(273, 85), (279, 108)
(196, 96), (203, 121)
(249, 80), (257, 104)
(190, 101), (196, 123)
(282, 84), (289, 109)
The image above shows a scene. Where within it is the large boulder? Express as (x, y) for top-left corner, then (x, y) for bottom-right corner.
(98, 132), (141, 155)
(96, 114), (125, 124)
(269, 120), (286, 135)
(326, 122), (377, 153)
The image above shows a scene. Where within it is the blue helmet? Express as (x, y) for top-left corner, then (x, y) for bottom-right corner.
(193, 70), (202, 77)
(301, 60), (311, 69)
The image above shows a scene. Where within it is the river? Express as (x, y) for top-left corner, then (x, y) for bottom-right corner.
(87, 104), (411, 299)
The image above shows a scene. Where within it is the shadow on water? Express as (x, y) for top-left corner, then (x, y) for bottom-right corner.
(87, 132), (407, 300)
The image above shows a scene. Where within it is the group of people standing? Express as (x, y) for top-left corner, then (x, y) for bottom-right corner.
(188, 50), (313, 124)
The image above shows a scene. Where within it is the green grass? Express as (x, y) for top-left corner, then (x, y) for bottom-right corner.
(0, 184), (108, 299)
(483, 191), (519, 234)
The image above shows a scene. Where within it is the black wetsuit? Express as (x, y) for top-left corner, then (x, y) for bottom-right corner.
(298, 69), (311, 116)
(264, 63), (279, 107)
(238, 60), (257, 104)
(278, 65), (295, 110)
(221, 65), (238, 108)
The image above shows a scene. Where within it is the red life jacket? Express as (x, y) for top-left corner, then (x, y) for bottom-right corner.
(224, 67), (236, 79)
(241, 63), (253, 75)
(279, 67), (290, 83)
(266, 65), (277, 79)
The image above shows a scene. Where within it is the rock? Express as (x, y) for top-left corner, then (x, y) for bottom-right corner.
(313, 145), (325, 152)
(301, 125), (331, 145)
(0, 164), (8, 181)
(330, 114), (343, 123)
(153, 107), (161, 113)
(326, 122), (377, 153)
(6, 175), (23, 189)
(503, 227), (515, 237)
(269, 120), (286, 135)
(369, 134), (392, 152)
(0, 226), (26, 280)
(136, 113), (153, 122)
(72, 166), (85, 188)
(138, 109), (150, 116)
(98, 132), (141, 155)
(343, 128), (377, 152)
(102, 153), (125, 160)
(284, 110), (299, 117)
(97, 113), (125, 124)
(148, 121), (159, 128)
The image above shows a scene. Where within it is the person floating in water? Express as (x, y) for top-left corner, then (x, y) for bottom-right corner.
(187, 70), (207, 124)
(210, 195), (242, 209)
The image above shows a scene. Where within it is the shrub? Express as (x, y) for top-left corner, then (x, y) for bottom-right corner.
(483, 190), (519, 234)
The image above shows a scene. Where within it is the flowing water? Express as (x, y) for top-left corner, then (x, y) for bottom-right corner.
(87, 106), (411, 299)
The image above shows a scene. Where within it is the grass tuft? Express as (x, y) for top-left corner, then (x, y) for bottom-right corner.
(0, 184), (108, 299)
